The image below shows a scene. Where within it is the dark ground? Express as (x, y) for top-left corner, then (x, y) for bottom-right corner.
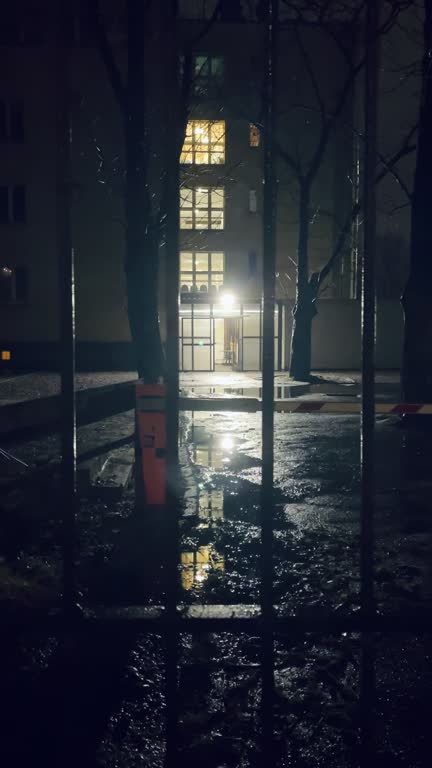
(1, 374), (432, 766)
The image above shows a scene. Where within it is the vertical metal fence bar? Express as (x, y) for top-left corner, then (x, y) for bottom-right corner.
(261, 0), (278, 762)
(361, 1), (378, 762)
(165, 2), (181, 764)
(56, 5), (77, 616)
(277, 301), (283, 371)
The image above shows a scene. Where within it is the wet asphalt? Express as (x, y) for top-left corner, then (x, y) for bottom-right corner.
(1, 376), (432, 766)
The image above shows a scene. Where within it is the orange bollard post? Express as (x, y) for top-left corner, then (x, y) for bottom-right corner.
(136, 381), (167, 505)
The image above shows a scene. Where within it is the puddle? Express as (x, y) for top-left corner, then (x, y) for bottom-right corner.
(187, 384), (310, 398)
(181, 545), (224, 591)
(180, 412), (362, 608)
(189, 424), (259, 473)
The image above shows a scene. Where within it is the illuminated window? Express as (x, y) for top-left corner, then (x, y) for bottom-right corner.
(249, 123), (260, 147)
(0, 266), (28, 303)
(180, 187), (224, 230)
(180, 251), (224, 293)
(193, 55), (224, 97)
(180, 120), (225, 164)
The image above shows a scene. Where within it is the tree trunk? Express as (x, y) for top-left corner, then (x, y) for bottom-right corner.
(289, 298), (317, 381)
(401, 0), (432, 402)
(125, 0), (164, 382)
(289, 186), (317, 381)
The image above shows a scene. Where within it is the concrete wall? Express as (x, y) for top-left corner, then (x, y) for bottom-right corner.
(284, 299), (403, 370)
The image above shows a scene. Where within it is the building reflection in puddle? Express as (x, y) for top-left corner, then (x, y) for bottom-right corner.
(181, 426), (229, 590)
(191, 426), (236, 471)
(181, 545), (225, 591)
(199, 488), (224, 522)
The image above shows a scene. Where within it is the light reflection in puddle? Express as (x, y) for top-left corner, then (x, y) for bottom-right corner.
(181, 546), (225, 590)
(198, 488), (224, 522)
(188, 385), (311, 398)
(181, 481), (226, 590)
(191, 427), (237, 471)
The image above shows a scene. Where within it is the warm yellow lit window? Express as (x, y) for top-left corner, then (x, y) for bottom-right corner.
(249, 123), (260, 147)
(180, 186), (224, 230)
(180, 120), (225, 164)
(1, 350), (11, 361)
(180, 251), (224, 294)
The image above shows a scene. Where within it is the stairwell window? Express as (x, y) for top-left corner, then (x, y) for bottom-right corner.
(180, 251), (224, 293)
(180, 187), (224, 230)
(180, 120), (225, 164)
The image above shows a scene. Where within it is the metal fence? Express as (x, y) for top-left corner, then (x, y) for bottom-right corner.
(46, 2), (432, 767)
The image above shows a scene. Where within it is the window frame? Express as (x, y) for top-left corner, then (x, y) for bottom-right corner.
(193, 55), (224, 98)
(180, 251), (224, 294)
(180, 186), (225, 231)
(180, 120), (226, 165)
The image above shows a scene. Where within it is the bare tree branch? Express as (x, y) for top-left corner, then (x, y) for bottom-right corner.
(294, 25), (326, 125)
(89, 0), (127, 114)
(276, 140), (303, 177)
(317, 127), (417, 288)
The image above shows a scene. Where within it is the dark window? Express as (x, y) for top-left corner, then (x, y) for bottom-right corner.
(0, 11), (21, 45)
(0, 102), (24, 142)
(0, 186), (27, 223)
(60, 12), (76, 46)
(78, 3), (96, 46)
(59, 5), (96, 48)
(23, 10), (46, 46)
(193, 55), (224, 98)
(0, 266), (27, 303)
(15, 266), (28, 301)
(0, 102), (6, 142)
(0, 187), (8, 222)
(10, 103), (24, 142)
(248, 250), (257, 277)
(13, 186), (26, 222)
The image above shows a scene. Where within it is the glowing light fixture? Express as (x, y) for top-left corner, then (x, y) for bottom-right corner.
(220, 292), (236, 309)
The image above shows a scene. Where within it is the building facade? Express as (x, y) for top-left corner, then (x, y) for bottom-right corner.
(0, 2), (360, 373)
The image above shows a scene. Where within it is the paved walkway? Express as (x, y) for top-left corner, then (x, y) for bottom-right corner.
(0, 370), (403, 436)
(0, 372), (136, 405)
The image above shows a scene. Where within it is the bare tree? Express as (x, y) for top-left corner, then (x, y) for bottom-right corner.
(89, 0), (230, 381)
(276, 0), (415, 380)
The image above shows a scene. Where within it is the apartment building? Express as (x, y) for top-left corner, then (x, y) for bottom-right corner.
(0, 2), (356, 372)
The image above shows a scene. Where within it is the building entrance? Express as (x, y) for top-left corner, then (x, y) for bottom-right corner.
(179, 301), (283, 372)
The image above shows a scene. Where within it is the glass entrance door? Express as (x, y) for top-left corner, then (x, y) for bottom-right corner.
(180, 304), (215, 371)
